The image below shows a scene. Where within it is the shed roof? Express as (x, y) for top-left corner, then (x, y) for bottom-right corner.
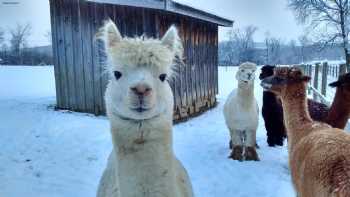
(86, 0), (234, 27)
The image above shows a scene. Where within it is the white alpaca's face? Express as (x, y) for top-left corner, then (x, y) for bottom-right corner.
(98, 20), (182, 120)
(106, 64), (172, 120)
(236, 63), (257, 85)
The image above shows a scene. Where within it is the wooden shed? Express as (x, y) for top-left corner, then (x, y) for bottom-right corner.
(49, 0), (233, 121)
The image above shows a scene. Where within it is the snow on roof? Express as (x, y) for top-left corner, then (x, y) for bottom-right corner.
(172, 0), (233, 22)
(86, 0), (233, 26)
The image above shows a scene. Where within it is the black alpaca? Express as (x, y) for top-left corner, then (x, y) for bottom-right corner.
(260, 65), (286, 146)
(259, 65), (329, 147)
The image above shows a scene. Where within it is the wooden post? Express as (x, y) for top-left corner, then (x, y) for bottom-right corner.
(321, 62), (328, 96)
(305, 64), (311, 94)
(313, 63), (320, 100)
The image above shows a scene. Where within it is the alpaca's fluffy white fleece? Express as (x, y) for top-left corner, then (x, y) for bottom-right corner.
(97, 20), (183, 78)
(224, 62), (259, 148)
(96, 20), (193, 197)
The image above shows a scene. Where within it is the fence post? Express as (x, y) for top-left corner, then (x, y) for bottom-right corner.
(306, 64), (311, 94)
(300, 64), (305, 74)
(339, 64), (347, 76)
(321, 62), (328, 96)
(313, 63), (320, 100)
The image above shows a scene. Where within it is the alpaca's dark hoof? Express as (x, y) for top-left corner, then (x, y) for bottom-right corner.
(267, 140), (276, 147)
(229, 145), (243, 161)
(275, 140), (284, 146)
(268, 143), (276, 147)
(267, 137), (284, 147)
(245, 147), (260, 161)
(229, 140), (232, 149)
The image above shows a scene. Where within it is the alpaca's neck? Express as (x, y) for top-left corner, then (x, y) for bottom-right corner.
(327, 88), (350, 129)
(281, 84), (313, 149)
(110, 117), (178, 196)
(237, 83), (254, 98)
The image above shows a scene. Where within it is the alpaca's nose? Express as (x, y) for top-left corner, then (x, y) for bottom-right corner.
(248, 73), (252, 78)
(131, 84), (152, 96)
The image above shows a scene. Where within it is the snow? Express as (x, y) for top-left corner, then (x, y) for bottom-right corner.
(0, 65), (295, 197)
(172, 0), (233, 20)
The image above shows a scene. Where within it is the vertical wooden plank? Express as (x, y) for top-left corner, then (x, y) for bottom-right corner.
(71, 0), (86, 111)
(204, 24), (209, 104)
(195, 22), (201, 111)
(49, 0), (62, 108)
(192, 20), (198, 108)
(81, 1), (95, 113)
(198, 23), (204, 105)
(214, 25), (219, 94)
(91, 3), (103, 115)
(185, 18), (193, 114)
(208, 25), (213, 104)
(135, 7), (144, 37)
(63, 0), (78, 110)
(56, 0), (70, 109)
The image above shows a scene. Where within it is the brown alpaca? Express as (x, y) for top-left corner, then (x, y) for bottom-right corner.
(261, 67), (350, 197)
(326, 73), (350, 129)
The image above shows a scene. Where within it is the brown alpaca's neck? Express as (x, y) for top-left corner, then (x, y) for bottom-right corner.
(280, 84), (313, 149)
(327, 88), (350, 129)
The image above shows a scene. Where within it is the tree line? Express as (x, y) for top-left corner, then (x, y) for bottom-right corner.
(220, 0), (350, 68)
(219, 26), (344, 66)
(0, 23), (53, 65)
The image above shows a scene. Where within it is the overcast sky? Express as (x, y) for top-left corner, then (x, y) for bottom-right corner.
(0, 0), (304, 47)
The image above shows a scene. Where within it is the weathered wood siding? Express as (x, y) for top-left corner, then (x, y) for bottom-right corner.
(50, 0), (219, 121)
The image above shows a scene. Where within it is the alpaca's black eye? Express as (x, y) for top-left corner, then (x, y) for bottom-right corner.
(159, 74), (167, 82)
(114, 71), (122, 80)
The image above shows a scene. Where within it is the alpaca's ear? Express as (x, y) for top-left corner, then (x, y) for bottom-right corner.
(301, 76), (311, 82)
(161, 25), (183, 58)
(329, 80), (341, 87)
(95, 19), (122, 48)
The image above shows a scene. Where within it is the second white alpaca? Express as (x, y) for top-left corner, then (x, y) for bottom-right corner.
(96, 20), (193, 197)
(224, 62), (259, 161)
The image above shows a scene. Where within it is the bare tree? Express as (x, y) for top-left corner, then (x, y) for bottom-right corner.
(9, 23), (32, 64)
(298, 34), (312, 63)
(227, 25), (258, 64)
(264, 31), (271, 64)
(223, 31), (238, 65)
(269, 38), (283, 64)
(288, 0), (350, 69)
(288, 39), (300, 64)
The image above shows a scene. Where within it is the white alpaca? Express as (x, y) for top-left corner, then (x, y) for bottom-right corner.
(223, 62), (259, 161)
(96, 20), (193, 197)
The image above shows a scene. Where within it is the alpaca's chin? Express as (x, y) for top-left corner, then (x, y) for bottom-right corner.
(238, 80), (254, 86)
(111, 105), (162, 121)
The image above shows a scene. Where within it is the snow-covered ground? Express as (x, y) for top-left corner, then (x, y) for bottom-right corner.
(0, 65), (295, 197)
